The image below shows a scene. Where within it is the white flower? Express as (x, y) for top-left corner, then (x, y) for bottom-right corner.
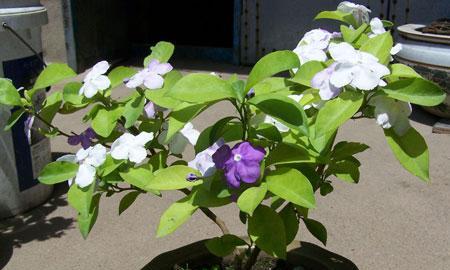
(158, 122), (200, 154)
(126, 59), (172, 89)
(111, 132), (154, 163)
(369, 95), (412, 136)
(369, 17), (386, 38)
(337, 1), (371, 26)
(311, 63), (341, 100)
(57, 144), (107, 188)
(390, 43), (402, 55)
(293, 45), (328, 66)
(298, 29), (333, 49)
(79, 61), (111, 98)
(188, 139), (224, 177)
(328, 42), (390, 90)
(293, 29), (333, 69)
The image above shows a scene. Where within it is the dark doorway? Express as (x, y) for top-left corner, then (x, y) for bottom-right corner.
(127, 1), (238, 63)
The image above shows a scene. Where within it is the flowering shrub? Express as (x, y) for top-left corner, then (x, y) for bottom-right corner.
(0, 2), (446, 268)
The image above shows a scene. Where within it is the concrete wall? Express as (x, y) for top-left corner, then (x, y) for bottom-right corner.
(41, 0), (66, 63)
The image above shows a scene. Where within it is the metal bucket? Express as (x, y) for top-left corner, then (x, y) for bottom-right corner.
(0, 1), (53, 219)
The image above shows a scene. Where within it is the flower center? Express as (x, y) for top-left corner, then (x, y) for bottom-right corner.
(233, 154), (242, 162)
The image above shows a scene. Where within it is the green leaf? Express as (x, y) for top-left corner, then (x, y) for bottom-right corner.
(91, 105), (123, 137)
(0, 79), (22, 106)
(248, 205), (286, 259)
(252, 77), (292, 96)
(144, 41), (175, 66)
(209, 116), (238, 145)
(191, 184), (230, 208)
(150, 165), (203, 190)
(360, 31), (393, 64)
(254, 123), (282, 142)
(265, 168), (316, 209)
(249, 93), (308, 135)
(78, 193), (100, 239)
(144, 70), (183, 109)
(389, 64), (421, 79)
(68, 182), (95, 216)
(303, 218), (327, 245)
(166, 73), (235, 103)
(246, 50), (300, 91)
(326, 159), (360, 183)
(108, 66), (137, 88)
(123, 94), (146, 128)
(314, 10), (357, 27)
(332, 141), (369, 161)
(38, 161), (79, 184)
(164, 102), (206, 143)
(341, 24), (369, 43)
(33, 63), (76, 90)
(119, 191), (140, 215)
(148, 151), (168, 171)
(62, 82), (88, 106)
(266, 143), (316, 166)
(380, 78), (446, 106)
(4, 109), (25, 131)
(156, 195), (198, 237)
(98, 154), (124, 177)
(279, 204), (299, 245)
(315, 90), (363, 138)
(118, 165), (157, 191)
(384, 127), (429, 182)
(39, 92), (63, 124)
(195, 122), (243, 153)
(205, 234), (247, 257)
(237, 183), (267, 216)
(290, 61), (326, 87)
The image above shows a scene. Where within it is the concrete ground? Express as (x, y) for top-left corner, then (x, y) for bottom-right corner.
(1, 1), (449, 270)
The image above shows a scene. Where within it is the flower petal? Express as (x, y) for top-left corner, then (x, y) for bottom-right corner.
(91, 75), (111, 91)
(80, 82), (98, 98)
(143, 73), (164, 90)
(128, 147), (148, 163)
(236, 161), (261, 184)
(212, 145), (232, 169)
(330, 63), (354, 88)
(329, 42), (358, 63)
(75, 164), (96, 188)
(136, 131), (154, 146)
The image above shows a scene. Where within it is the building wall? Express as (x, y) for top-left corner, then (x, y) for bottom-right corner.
(241, 0), (450, 64)
(41, 0), (66, 63)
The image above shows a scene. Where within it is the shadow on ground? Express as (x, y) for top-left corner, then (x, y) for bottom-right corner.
(0, 182), (74, 269)
(410, 105), (439, 127)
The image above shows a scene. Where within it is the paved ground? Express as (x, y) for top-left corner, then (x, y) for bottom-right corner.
(0, 62), (449, 270)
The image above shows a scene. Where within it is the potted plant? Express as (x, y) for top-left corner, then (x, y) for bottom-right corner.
(0, 2), (445, 269)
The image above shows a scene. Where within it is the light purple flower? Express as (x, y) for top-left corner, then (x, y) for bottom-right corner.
(144, 101), (156, 118)
(125, 59), (173, 89)
(68, 127), (96, 149)
(212, 142), (266, 188)
(311, 63), (341, 100)
(188, 139), (224, 177)
(24, 115), (34, 144)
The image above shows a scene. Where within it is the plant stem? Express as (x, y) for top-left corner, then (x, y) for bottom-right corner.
(243, 246), (261, 270)
(180, 189), (230, 235)
(32, 112), (72, 137)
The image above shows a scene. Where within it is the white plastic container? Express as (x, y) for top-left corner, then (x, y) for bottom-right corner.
(0, 1), (53, 218)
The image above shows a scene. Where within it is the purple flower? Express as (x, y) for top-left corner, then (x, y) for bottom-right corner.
(68, 128), (96, 149)
(246, 88), (255, 99)
(212, 142), (266, 188)
(186, 173), (199, 182)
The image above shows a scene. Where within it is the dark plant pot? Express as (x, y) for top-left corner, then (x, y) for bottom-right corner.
(143, 239), (358, 270)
